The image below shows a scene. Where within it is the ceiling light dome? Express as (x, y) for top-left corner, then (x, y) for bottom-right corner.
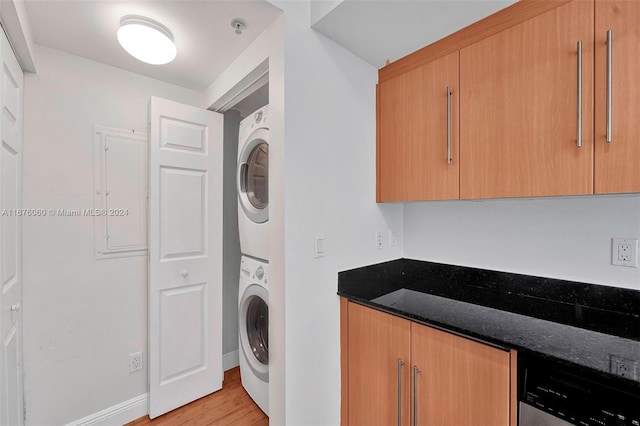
(117, 15), (176, 65)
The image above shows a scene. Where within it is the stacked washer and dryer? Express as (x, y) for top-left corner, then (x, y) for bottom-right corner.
(237, 105), (269, 415)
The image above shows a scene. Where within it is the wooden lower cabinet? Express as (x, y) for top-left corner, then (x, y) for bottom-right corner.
(346, 301), (411, 426)
(342, 300), (516, 426)
(411, 323), (512, 426)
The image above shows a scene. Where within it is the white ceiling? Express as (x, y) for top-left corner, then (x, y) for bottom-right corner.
(23, 0), (282, 91)
(312, 0), (516, 68)
(23, 0), (517, 92)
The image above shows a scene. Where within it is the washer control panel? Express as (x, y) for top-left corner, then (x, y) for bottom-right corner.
(240, 257), (268, 285)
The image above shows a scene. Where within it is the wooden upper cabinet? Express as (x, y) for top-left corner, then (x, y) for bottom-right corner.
(347, 302), (411, 426)
(411, 323), (511, 426)
(459, 1), (595, 199)
(377, 52), (459, 202)
(594, 0), (640, 193)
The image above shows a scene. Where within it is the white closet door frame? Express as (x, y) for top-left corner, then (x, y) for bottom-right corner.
(0, 27), (25, 426)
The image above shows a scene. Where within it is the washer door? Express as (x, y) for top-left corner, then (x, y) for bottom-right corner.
(238, 128), (268, 224)
(239, 283), (269, 382)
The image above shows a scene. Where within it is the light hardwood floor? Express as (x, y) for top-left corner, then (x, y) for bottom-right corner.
(126, 368), (268, 426)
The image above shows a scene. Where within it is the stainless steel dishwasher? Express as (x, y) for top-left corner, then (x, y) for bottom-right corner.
(519, 355), (640, 426)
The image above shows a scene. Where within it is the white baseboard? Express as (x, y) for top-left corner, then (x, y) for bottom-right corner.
(65, 393), (148, 426)
(65, 351), (238, 426)
(223, 349), (240, 371)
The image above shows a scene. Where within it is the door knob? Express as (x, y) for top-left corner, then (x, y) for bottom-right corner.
(10, 303), (20, 312)
(181, 270), (189, 278)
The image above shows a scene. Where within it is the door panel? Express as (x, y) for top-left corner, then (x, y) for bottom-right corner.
(160, 116), (207, 154)
(595, 0), (640, 193)
(2, 327), (20, 426)
(0, 30), (24, 426)
(412, 323), (510, 426)
(347, 302), (411, 426)
(149, 97), (223, 418)
(159, 167), (206, 259)
(460, 0), (594, 199)
(2, 143), (17, 285)
(159, 284), (206, 382)
(378, 52), (459, 202)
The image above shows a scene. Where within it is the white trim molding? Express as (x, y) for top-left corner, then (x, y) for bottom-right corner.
(65, 393), (148, 426)
(0, 0), (37, 72)
(223, 349), (239, 371)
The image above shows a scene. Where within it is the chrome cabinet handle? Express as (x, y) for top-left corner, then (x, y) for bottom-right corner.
(446, 86), (452, 164)
(606, 30), (613, 143)
(413, 365), (420, 426)
(397, 358), (404, 426)
(577, 40), (583, 148)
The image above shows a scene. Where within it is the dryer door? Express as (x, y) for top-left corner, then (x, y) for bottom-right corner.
(238, 128), (268, 224)
(239, 283), (269, 382)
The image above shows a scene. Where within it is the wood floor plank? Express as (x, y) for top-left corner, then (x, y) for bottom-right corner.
(227, 407), (267, 426)
(180, 395), (249, 425)
(125, 367), (267, 426)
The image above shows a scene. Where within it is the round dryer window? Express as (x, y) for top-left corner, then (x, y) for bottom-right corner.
(238, 133), (269, 224)
(239, 283), (269, 382)
(245, 143), (268, 210)
(246, 296), (268, 365)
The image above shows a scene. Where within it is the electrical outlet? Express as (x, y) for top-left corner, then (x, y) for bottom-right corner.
(610, 354), (638, 379)
(129, 352), (143, 373)
(612, 238), (638, 267)
(375, 231), (383, 249)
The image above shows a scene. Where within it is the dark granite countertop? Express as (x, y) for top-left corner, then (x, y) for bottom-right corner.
(338, 258), (640, 389)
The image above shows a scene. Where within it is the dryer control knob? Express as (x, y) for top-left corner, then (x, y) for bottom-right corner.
(255, 266), (264, 280)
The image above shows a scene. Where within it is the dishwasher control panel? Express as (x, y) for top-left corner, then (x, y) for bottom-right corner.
(520, 355), (640, 426)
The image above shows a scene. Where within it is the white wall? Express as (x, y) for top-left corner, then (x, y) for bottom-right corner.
(222, 110), (241, 360)
(279, 2), (404, 424)
(404, 195), (640, 290)
(22, 45), (204, 425)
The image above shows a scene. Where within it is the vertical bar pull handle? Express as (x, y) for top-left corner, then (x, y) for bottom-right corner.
(606, 30), (613, 143)
(446, 86), (452, 164)
(397, 359), (404, 426)
(577, 41), (583, 148)
(413, 366), (420, 426)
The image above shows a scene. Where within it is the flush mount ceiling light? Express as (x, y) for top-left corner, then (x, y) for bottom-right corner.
(117, 15), (176, 65)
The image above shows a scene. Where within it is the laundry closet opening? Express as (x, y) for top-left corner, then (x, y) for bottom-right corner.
(218, 74), (270, 416)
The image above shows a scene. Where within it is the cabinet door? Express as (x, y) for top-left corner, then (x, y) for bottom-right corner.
(595, 0), (640, 193)
(377, 52), (459, 202)
(347, 302), (411, 426)
(411, 323), (511, 426)
(460, 1), (594, 199)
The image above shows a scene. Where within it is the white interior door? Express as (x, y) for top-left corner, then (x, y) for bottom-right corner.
(0, 29), (24, 426)
(148, 97), (224, 418)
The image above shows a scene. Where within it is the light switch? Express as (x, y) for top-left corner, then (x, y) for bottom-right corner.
(314, 234), (325, 258)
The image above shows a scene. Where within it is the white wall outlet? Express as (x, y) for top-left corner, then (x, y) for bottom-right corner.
(314, 234), (325, 258)
(389, 229), (398, 247)
(375, 231), (383, 249)
(612, 238), (638, 267)
(129, 351), (143, 373)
